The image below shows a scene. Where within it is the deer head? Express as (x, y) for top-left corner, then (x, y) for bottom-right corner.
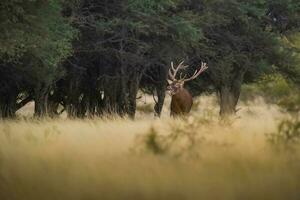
(167, 61), (208, 95)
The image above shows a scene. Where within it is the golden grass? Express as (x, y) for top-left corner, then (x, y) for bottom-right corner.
(1, 96), (300, 200)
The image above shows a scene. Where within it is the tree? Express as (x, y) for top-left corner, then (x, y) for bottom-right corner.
(0, 0), (76, 118)
(1, 0), (299, 119)
(184, 0), (300, 117)
(58, 0), (202, 118)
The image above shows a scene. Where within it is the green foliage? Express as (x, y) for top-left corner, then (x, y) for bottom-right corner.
(267, 118), (300, 151)
(91, 0), (203, 65)
(241, 73), (300, 114)
(197, 0), (278, 82)
(0, 0), (76, 82)
(1, 0), (300, 118)
(128, 0), (177, 13)
(0, 0), (76, 117)
(278, 94), (300, 114)
(32, 1), (75, 67)
(258, 74), (292, 101)
(267, 0), (300, 33)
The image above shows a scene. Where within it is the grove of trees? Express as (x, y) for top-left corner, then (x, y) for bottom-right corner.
(0, 0), (299, 119)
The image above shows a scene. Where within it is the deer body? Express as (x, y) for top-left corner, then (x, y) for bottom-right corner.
(167, 60), (207, 117)
(170, 87), (193, 116)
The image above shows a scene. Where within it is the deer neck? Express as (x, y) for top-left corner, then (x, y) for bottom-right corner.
(173, 87), (187, 97)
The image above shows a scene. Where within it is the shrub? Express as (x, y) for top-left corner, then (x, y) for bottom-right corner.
(134, 116), (213, 158)
(241, 73), (300, 115)
(267, 118), (300, 151)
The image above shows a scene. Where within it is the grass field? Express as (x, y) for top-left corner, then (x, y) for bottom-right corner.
(0, 96), (300, 200)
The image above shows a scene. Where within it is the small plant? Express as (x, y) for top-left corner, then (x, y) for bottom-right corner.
(134, 117), (209, 158)
(131, 125), (167, 155)
(240, 74), (293, 104)
(144, 126), (166, 155)
(267, 118), (300, 151)
(278, 94), (300, 115)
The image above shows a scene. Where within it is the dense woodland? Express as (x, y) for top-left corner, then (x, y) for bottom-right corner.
(0, 0), (299, 119)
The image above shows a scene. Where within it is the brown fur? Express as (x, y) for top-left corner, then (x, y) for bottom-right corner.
(170, 87), (193, 116)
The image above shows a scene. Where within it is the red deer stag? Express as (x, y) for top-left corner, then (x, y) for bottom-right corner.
(167, 61), (208, 116)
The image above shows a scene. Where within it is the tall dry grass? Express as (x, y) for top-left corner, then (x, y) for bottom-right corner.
(1, 96), (300, 200)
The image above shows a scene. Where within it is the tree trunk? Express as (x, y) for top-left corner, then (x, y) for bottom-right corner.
(96, 92), (105, 116)
(154, 66), (167, 117)
(47, 91), (62, 118)
(218, 66), (246, 118)
(86, 92), (96, 118)
(34, 84), (49, 117)
(127, 74), (141, 119)
(0, 99), (16, 119)
(127, 87), (137, 119)
(0, 87), (18, 119)
(219, 84), (241, 118)
(118, 70), (128, 116)
(103, 77), (120, 115)
(154, 83), (166, 117)
(65, 79), (81, 118)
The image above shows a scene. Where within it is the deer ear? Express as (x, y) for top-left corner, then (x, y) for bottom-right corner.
(180, 81), (185, 87)
(167, 79), (173, 85)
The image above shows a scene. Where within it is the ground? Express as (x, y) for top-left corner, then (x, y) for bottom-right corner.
(1, 95), (300, 200)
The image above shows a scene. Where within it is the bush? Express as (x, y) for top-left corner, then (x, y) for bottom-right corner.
(267, 118), (300, 151)
(133, 116), (213, 158)
(241, 74), (300, 115)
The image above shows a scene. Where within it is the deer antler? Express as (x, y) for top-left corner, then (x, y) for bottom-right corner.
(181, 62), (208, 82)
(168, 60), (189, 81)
(168, 61), (208, 83)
